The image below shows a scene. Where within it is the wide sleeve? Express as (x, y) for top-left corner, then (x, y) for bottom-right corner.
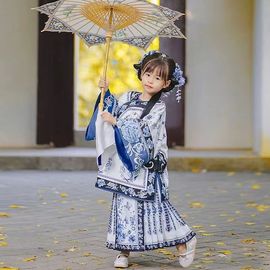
(113, 102), (167, 172)
(85, 89), (118, 141)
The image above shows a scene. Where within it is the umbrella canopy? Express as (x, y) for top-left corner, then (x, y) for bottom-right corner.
(34, 0), (185, 49)
(34, 0), (186, 109)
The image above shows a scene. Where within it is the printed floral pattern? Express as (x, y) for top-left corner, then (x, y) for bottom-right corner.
(106, 178), (196, 251)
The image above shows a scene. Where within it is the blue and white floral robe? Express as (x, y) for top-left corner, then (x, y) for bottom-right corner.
(86, 90), (196, 251)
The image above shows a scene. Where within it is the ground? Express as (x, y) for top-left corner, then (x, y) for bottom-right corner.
(0, 171), (269, 270)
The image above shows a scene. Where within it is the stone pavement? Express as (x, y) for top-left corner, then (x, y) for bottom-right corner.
(0, 171), (269, 270)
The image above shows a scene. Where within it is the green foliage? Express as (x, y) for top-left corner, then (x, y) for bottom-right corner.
(77, 0), (160, 128)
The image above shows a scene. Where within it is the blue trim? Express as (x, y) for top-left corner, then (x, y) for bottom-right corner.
(85, 89), (115, 141)
(114, 126), (135, 172)
(106, 232), (196, 251)
(95, 177), (156, 201)
(85, 107), (99, 141)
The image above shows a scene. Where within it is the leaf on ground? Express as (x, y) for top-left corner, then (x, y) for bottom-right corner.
(0, 242), (8, 247)
(241, 239), (256, 244)
(97, 199), (108, 205)
(218, 250), (232, 255)
(0, 213), (10, 218)
(256, 204), (270, 212)
(245, 222), (256, 226)
(227, 172), (235, 176)
(9, 205), (25, 209)
(251, 184), (261, 190)
(243, 253), (254, 257)
(189, 201), (205, 208)
(23, 256), (37, 262)
(201, 258), (214, 264)
(156, 248), (174, 256)
(192, 225), (204, 229)
(0, 267), (19, 270)
(203, 252), (215, 257)
(201, 233), (214, 236)
(65, 246), (77, 252)
(45, 250), (54, 257)
(83, 252), (92, 257)
(216, 242), (225, 246)
(60, 193), (68, 198)
(210, 224), (217, 227)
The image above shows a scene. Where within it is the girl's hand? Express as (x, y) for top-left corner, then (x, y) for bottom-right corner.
(98, 77), (109, 90)
(100, 111), (117, 125)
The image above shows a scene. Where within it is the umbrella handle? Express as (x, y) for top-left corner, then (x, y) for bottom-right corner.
(98, 35), (111, 112)
(99, 8), (113, 112)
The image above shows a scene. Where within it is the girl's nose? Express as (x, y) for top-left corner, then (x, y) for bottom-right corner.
(147, 76), (154, 84)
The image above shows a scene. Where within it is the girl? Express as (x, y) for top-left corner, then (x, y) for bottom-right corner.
(85, 51), (197, 268)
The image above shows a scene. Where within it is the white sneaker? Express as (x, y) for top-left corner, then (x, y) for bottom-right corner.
(114, 254), (129, 268)
(179, 237), (197, 268)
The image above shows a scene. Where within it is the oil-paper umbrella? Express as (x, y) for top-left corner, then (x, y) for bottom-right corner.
(33, 0), (185, 110)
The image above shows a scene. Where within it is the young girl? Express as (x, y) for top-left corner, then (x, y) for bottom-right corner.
(85, 51), (197, 268)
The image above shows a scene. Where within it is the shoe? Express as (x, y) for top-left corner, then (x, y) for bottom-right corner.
(179, 237), (197, 268)
(114, 254), (129, 268)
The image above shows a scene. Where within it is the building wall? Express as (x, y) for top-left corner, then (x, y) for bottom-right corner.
(253, 0), (270, 156)
(0, 0), (38, 147)
(186, 0), (254, 149)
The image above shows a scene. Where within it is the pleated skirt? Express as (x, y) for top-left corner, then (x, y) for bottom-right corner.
(106, 180), (196, 251)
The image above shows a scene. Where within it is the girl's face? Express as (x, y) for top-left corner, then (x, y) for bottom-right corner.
(141, 68), (171, 96)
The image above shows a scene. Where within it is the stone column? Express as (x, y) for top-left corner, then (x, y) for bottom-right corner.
(253, 0), (270, 156)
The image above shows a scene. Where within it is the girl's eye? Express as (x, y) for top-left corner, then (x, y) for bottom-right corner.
(156, 77), (161, 80)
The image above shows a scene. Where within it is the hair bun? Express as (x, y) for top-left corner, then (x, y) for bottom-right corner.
(133, 64), (140, 70)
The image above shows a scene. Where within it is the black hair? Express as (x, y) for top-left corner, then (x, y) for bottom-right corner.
(133, 52), (178, 93)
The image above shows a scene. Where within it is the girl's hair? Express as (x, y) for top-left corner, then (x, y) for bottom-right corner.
(134, 52), (178, 93)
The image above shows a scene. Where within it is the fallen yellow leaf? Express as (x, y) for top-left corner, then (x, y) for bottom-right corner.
(203, 252), (214, 257)
(218, 250), (232, 255)
(97, 199), (108, 205)
(245, 222), (255, 226)
(192, 225), (204, 229)
(243, 253), (254, 257)
(23, 256), (37, 262)
(0, 267), (19, 270)
(189, 201), (205, 208)
(251, 184), (261, 190)
(0, 213), (10, 218)
(60, 193), (68, 198)
(216, 242), (225, 246)
(256, 204), (270, 212)
(202, 233), (214, 236)
(227, 172), (235, 176)
(9, 205), (25, 209)
(45, 250), (54, 257)
(241, 238), (256, 244)
(0, 242), (8, 247)
(66, 246), (77, 252)
(83, 252), (92, 257)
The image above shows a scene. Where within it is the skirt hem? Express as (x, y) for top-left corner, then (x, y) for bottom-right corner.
(106, 231), (196, 251)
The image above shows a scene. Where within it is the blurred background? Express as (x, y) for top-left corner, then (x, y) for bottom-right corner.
(0, 0), (269, 158)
